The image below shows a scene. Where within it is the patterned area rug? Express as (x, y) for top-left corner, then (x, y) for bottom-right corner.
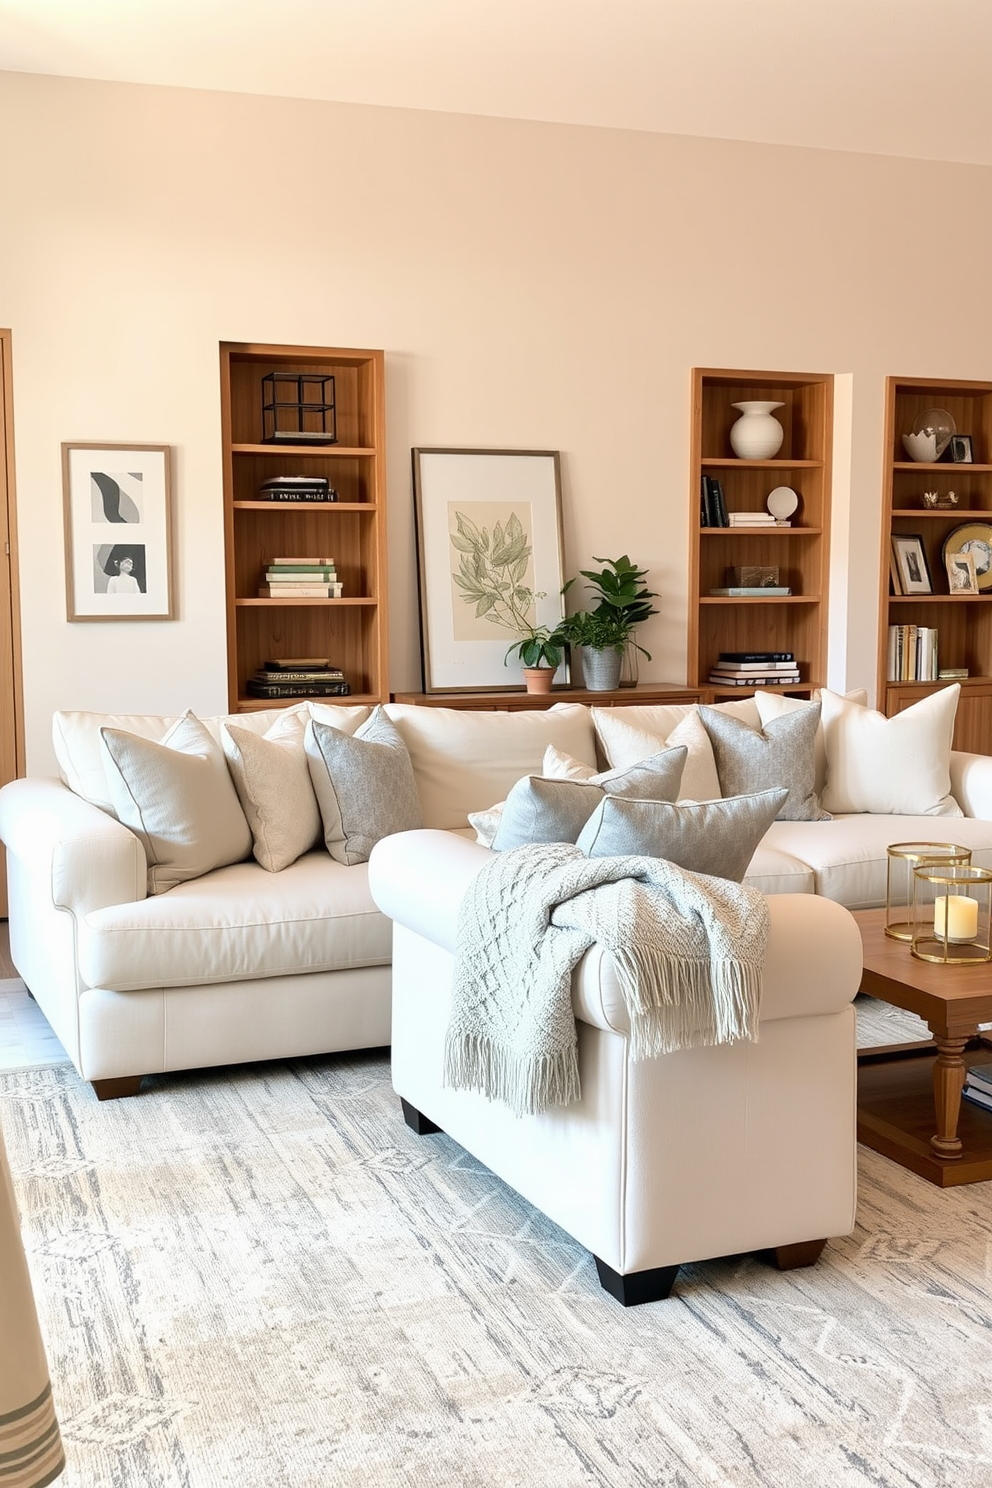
(2, 1019), (992, 1488)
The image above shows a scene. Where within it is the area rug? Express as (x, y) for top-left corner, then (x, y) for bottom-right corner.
(2, 1032), (991, 1488)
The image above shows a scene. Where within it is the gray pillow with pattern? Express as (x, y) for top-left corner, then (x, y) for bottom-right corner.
(491, 746), (687, 851)
(305, 707), (422, 865)
(575, 788), (788, 882)
(699, 703), (830, 822)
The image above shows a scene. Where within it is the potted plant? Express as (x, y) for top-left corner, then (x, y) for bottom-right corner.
(562, 556), (660, 690)
(504, 623), (567, 694)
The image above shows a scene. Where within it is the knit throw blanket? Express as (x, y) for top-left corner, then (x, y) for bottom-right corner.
(444, 842), (770, 1117)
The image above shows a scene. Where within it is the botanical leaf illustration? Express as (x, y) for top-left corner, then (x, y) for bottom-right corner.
(450, 508), (537, 634)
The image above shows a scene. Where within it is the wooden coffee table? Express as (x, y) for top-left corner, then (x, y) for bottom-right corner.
(854, 907), (992, 1186)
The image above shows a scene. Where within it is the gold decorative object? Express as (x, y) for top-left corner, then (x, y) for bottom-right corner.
(911, 863), (992, 964)
(886, 842), (972, 940)
(921, 490), (958, 509)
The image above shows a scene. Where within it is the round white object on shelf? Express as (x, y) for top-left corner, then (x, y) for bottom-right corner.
(766, 485), (799, 520)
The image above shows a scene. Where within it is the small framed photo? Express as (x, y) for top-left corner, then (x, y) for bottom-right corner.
(62, 443), (175, 620)
(891, 533), (932, 595)
(945, 548), (980, 594)
(950, 434), (974, 464)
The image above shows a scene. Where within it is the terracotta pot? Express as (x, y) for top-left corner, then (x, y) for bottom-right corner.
(522, 666), (555, 695)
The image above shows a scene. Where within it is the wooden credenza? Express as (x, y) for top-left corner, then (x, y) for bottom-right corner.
(389, 684), (704, 711)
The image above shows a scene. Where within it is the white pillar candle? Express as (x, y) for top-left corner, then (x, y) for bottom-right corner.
(934, 894), (979, 943)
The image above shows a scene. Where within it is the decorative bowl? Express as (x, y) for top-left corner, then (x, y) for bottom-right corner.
(902, 409), (957, 463)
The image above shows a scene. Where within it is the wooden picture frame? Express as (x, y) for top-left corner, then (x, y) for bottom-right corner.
(945, 548), (980, 594)
(412, 448), (566, 692)
(62, 443), (174, 621)
(891, 533), (932, 596)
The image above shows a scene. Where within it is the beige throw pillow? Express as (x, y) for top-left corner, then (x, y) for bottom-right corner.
(592, 707), (723, 802)
(305, 706), (422, 865)
(221, 711), (321, 872)
(100, 711), (253, 893)
(819, 685), (962, 816)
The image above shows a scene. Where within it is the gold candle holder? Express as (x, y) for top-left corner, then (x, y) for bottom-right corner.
(911, 863), (992, 964)
(885, 842), (972, 941)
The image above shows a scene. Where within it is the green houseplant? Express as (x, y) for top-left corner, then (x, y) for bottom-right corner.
(504, 623), (568, 694)
(562, 556), (660, 690)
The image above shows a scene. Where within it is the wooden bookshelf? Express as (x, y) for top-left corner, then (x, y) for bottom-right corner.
(220, 342), (388, 712)
(688, 368), (833, 701)
(879, 377), (992, 754)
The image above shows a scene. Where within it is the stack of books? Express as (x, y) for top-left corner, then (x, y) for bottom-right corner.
(708, 651), (801, 687)
(246, 659), (351, 699)
(700, 477), (728, 527)
(886, 624), (938, 681)
(258, 557), (343, 599)
(963, 1063), (992, 1114)
(727, 511), (776, 527)
(257, 476), (337, 503)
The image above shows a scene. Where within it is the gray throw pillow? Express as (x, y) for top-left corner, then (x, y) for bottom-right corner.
(575, 788), (789, 882)
(699, 703), (830, 822)
(491, 746), (687, 851)
(304, 707), (422, 865)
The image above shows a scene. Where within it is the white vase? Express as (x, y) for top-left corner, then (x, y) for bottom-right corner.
(729, 401), (785, 460)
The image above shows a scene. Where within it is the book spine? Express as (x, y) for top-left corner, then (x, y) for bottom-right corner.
(266, 565), (337, 574)
(719, 652), (794, 662)
(712, 479), (729, 527)
(254, 671), (345, 684)
(258, 586), (343, 598)
(246, 683), (352, 698)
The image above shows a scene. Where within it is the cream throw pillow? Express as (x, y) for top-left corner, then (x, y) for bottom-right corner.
(592, 707), (723, 802)
(100, 711), (253, 893)
(221, 711), (321, 872)
(819, 685), (962, 816)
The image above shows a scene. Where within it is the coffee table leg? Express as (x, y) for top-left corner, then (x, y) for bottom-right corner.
(930, 1034), (968, 1157)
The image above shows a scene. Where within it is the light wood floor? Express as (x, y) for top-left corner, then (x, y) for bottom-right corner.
(0, 920), (16, 979)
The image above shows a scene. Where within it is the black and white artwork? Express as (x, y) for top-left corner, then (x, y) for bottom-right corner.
(63, 445), (173, 620)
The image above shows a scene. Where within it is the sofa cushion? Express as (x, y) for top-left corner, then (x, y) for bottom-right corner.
(819, 686), (962, 816)
(100, 712), (253, 893)
(700, 703), (830, 821)
(53, 703), (371, 815)
(77, 851), (391, 991)
(761, 814), (992, 909)
(591, 707), (723, 801)
(221, 711), (321, 872)
(305, 707), (422, 865)
(384, 702), (598, 829)
(575, 788), (788, 882)
(491, 748), (688, 851)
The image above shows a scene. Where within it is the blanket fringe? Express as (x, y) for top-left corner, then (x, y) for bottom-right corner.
(444, 1031), (581, 1118)
(609, 946), (763, 1059)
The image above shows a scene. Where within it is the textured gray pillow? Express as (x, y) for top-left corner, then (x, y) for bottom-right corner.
(699, 703), (830, 822)
(491, 746), (687, 851)
(304, 707), (422, 865)
(575, 788), (788, 882)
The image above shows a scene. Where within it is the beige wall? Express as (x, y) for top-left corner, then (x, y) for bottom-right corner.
(2, 71), (990, 772)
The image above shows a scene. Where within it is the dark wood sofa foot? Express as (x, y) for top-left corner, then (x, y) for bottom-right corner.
(91, 1076), (145, 1101)
(400, 1098), (441, 1135)
(594, 1256), (680, 1305)
(765, 1238), (827, 1271)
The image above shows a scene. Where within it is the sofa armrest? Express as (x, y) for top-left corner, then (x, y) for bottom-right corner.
(0, 777), (147, 916)
(950, 751), (992, 820)
(369, 829), (863, 1035)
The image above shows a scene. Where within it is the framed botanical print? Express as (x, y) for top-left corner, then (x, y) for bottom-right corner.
(62, 443), (174, 620)
(412, 448), (566, 691)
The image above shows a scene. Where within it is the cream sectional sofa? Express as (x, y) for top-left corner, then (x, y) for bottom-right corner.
(1, 693), (991, 1099)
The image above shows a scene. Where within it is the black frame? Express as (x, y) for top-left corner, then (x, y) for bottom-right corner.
(950, 434), (974, 464)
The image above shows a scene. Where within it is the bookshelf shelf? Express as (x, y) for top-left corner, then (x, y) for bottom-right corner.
(879, 377), (992, 752)
(220, 342), (388, 713)
(688, 368), (833, 700)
